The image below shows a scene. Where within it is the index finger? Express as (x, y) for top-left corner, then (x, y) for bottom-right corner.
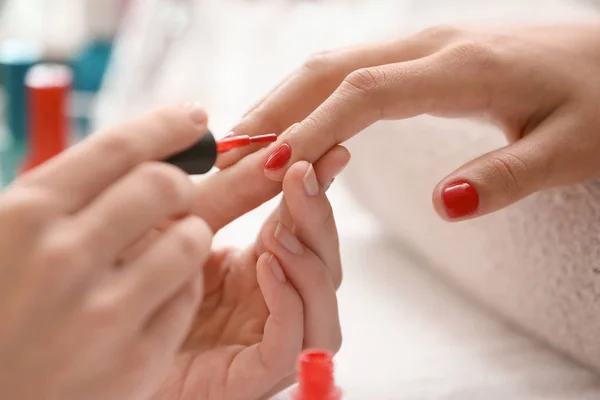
(217, 34), (447, 169)
(262, 43), (500, 182)
(18, 104), (208, 212)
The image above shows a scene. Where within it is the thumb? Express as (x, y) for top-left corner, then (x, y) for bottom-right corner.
(432, 131), (568, 221)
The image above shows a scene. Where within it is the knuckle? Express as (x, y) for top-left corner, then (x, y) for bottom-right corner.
(136, 162), (193, 209)
(484, 152), (527, 202)
(246, 107), (287, 135)
(301, 51), (337, 76)
(150, 107), (194, 136)
(448, 40), (497, 72)
(0, 188), (50, 227)
(343, 67), (384, 95)
(173, 222), (209, 261)
(39, 232), (91, 271)
(84, 292), (125, 329)
(97, 131), (146, 165)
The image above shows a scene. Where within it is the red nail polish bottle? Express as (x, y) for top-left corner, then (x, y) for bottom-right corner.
(293, 349), (342, 400)
(21, 64), (71, 173)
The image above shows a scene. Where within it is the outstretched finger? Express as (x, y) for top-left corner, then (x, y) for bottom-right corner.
(217, 32), (451, 169)
(260, 42), (513, 182)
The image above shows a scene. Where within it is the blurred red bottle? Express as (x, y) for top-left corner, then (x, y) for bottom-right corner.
(22, 64), (72, 172)
(293, 349), (342, 400)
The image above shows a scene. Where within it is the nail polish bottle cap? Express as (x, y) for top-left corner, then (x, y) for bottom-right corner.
(164, 130), (217, 175)
(294, 349), (342, 400)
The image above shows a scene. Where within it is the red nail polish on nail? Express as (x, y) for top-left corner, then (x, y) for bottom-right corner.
(442, 181), (479, 218)
(264, 143), (292, 170)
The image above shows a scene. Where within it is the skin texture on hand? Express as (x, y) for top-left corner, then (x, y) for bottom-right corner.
(0, 101), (349, 400)
(218, 22), (600, 221)
(151, 154), (348, 400)
(0, 105), (214, 400)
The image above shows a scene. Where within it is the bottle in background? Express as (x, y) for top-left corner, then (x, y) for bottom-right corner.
(21, 63), (71, 173)
(0, 40), (42, 184)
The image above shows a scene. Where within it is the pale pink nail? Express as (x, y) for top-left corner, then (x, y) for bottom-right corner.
(303, 164), (319, 197)
(269, 255), (287, 283)
(274, 224), (304, 255)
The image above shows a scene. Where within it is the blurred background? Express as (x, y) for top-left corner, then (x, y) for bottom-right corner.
(4, 1), (600, 399)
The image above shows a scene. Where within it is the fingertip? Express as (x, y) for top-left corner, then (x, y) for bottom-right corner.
(332, 145), (351, 165)
(432, 181), (452, 221)
(283, 161), (312, 188)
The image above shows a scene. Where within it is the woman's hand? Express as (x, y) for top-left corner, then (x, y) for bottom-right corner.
(219, 22), (600, 221)
(152, 150), (348, 400)
(0, 105), (214, 400)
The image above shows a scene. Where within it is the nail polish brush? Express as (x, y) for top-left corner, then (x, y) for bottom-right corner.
(165, 132), (276, 175)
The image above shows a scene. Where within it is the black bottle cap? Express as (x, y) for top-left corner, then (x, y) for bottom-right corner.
(165, 130), (217, 175)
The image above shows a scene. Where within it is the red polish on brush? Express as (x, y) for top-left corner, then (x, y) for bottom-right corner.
(21, 64), (72, 173)
(216, 133), (277, 152)
(293, 349), (342, 400)
(165, 132), (276, 175)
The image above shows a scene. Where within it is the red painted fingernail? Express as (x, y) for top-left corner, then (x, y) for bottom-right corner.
(264, 143), (292, 170)
(442, 181), (479, 218)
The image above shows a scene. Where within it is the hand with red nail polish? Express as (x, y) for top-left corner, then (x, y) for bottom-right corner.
(152, 151), (349, 400)
(224, 23), (600, 221)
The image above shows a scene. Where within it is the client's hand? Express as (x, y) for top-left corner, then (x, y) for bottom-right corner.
(218, 22), (600, 221)
(152, 153), (347, 400)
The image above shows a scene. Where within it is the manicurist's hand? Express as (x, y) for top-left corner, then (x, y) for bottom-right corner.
(0, 105), (213, 400)
(219, 22), (600, 221)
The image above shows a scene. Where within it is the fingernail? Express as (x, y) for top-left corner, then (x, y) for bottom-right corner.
(442, 181), (479, 218)
(264, 143), (292, 170)
(303, 164), (320, 197)
(269, 254), (287, 283)
(180, 102), (207, 126)
(274, 224), (304, 255)
(222, 131), (235, 139)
